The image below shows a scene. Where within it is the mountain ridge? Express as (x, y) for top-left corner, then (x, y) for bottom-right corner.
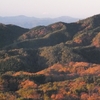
(0, 15), (79, 28)
(0, 14), (100, 71)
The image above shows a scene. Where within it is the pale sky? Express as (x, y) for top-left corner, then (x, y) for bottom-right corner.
(0, 0), (100, 18)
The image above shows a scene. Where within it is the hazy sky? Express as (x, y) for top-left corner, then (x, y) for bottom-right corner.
(0, 0), (100, 18)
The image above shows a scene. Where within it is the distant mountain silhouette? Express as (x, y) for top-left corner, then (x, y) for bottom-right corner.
(0, 15), (79, 28)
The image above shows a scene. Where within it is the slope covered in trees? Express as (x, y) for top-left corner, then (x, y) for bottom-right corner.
(0, 14), (100, 100)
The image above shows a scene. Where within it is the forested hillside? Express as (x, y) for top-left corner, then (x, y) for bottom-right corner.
(0, 14), (100, 100)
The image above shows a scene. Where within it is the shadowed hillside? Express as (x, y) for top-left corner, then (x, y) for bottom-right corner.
(0, 23), (29, 48)
(0, 43), (85, 73)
